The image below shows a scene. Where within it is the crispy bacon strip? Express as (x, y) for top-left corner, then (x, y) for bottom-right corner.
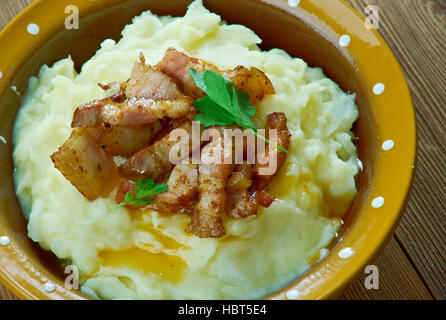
(71, 96), (193, 128)
(254, 112), (291, 191)
(51, 128), (118, 200)
(124, 53), (186, 100)
(155, 161), (198, 212)
(187, 129), (232, 238)
(226, 163), (258, 219)
(119, 121), (195, 180)
(157, 47), (275, 103)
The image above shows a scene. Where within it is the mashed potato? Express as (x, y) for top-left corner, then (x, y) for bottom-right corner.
(13, 0), (359, 299)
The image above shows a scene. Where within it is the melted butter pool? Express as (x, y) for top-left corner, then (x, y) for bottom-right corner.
(99, 246), (186, 283)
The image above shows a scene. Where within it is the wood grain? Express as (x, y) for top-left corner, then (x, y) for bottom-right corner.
(0, 0), (34, 30)
(0, 283), (18, 300)
(343, 0), (446, 300)
(340, 238), (433, 300)
(0, 0), (444, 300)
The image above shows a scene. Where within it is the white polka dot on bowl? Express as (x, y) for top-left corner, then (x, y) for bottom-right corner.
(288, 0), (300, 7)
(44, 282), (56, 292)
(372, 197), (384, 208)
(339, 34), (351, 47)
(0, 236), (11, 246)
(286, 289), (299, 299)
(338, 247), (353, 259)
(373, 83), (385, 95)
(27, 23), (40, 35)
(382, 140), (394, 151)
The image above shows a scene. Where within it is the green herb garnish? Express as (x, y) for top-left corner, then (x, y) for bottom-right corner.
(117, 179), (168, 208)
(189, 68), (288, 153)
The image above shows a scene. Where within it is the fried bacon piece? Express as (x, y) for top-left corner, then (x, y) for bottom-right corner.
(226, 163), (258, 219)
(157, 47), (275, 103)
(157, 47), (219, 98)
(222, 66), (275, 104)
(115, 180), (136, 208)
(72, 52), (194, 128)
(71, 96), (193, 128)
(119, 121), (195, 180)
(255, 112), (291, 191)
(51, 128), (118, 200)
(124, 53), (186, 100)
(187, 129), (232, 238)
(253, 190), (275, 208)
(99, 122), (161, 157)
(155, 161), (198, 212)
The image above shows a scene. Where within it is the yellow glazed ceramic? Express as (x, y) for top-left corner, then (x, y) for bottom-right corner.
(0, 0), (416, 300)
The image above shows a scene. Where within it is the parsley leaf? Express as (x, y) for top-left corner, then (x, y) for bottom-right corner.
(236, 88), (257, 118)
(189, 68), (288, 153)
(193, 96), (235, 126)
(117, 179), (168, 208)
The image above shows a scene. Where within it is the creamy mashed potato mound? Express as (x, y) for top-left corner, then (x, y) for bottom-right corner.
(13, 0), (359, 299)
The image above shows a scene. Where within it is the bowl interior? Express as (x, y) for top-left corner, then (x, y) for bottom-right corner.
(0, 0), (410, 300)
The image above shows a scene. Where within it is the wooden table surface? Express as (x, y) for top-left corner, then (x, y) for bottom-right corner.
(0, 0), (444, 300)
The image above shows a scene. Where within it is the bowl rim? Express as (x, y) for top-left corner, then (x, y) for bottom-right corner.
(0, 0), (417, 300)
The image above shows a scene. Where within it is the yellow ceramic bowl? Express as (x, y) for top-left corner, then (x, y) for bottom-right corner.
(0, 0), (416, 300)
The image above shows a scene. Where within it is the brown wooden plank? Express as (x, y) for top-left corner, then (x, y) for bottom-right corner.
(0, 0), (35, 31)
(0, 283), (18, 300)
(340, 237), (433, 300)
(345, 0), (446, 300)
